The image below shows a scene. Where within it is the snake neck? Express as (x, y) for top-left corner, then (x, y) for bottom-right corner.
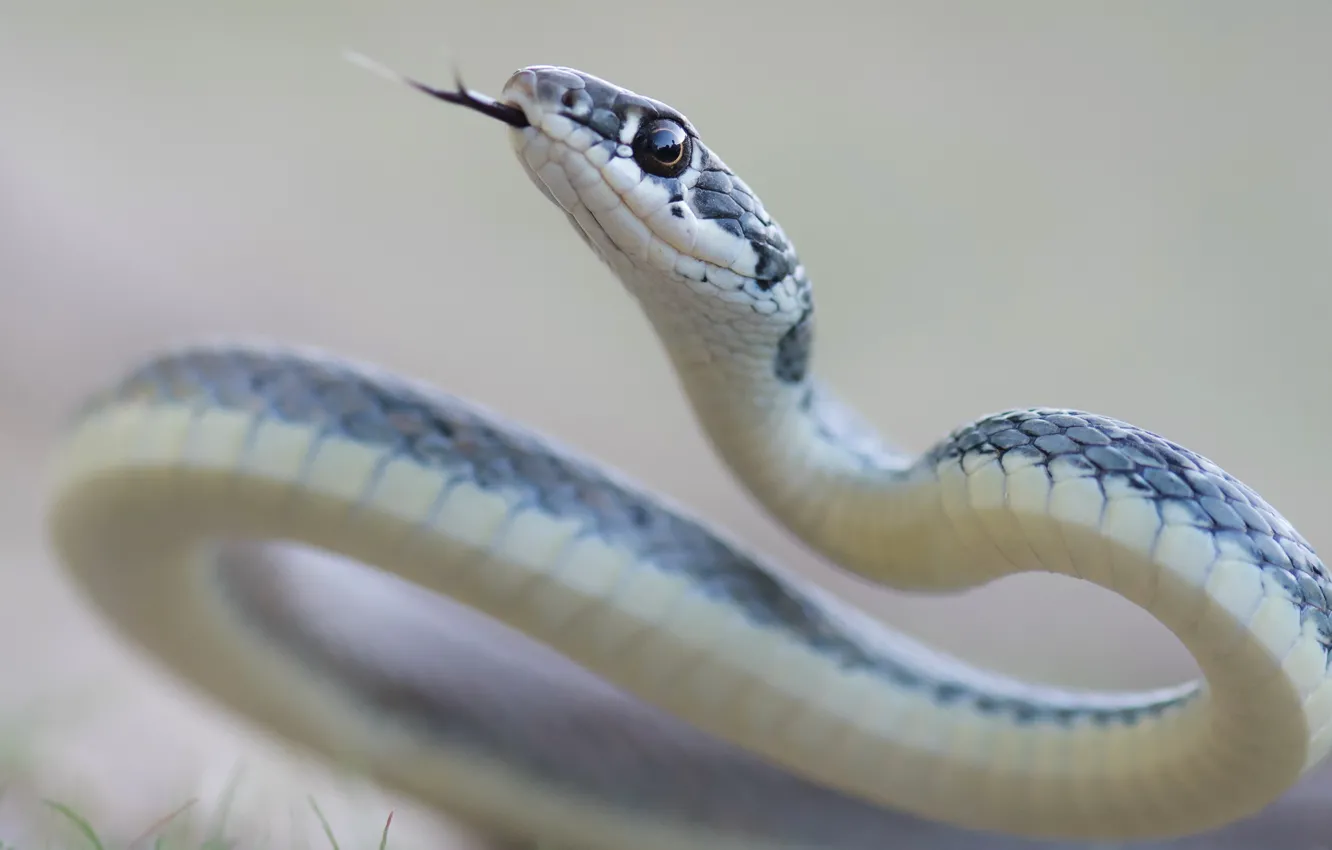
(629, 277), (920, 575)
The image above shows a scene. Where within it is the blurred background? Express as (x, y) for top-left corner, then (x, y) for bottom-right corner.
(1, 1), (1330, 847)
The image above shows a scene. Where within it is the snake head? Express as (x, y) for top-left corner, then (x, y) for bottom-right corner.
(494, 66), (809, 340)
(349, 53), (812, 374)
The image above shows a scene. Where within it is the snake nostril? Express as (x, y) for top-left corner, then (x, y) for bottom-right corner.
(559, 86), (592, 119)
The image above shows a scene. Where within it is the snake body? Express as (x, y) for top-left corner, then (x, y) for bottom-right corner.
(45, 64), (1332, 849)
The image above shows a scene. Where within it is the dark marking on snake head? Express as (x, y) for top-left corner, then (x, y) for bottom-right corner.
(525, 67), (700, 150)
(774, 306), (814, 383)
(558, 87), (594, 119)
(690, 189), (745, 220)
(714, 218), (744, 239)
(752, 241), (793, 288)
(740, 214), (768, 242)
(695, 170), (733, 194)
(588, 109), (622, 140)
(696, 144), (726, 173)
(535, 67), (588, 101)
(653, 177), (686, 201)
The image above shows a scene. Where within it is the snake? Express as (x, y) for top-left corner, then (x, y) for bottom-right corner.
(42, 59), (1332, 850)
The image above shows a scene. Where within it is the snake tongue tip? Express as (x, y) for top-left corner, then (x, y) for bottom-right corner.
(343, 50), (408, 85)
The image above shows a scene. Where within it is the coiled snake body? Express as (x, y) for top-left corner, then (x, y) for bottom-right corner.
(45, 63), (1332, 849)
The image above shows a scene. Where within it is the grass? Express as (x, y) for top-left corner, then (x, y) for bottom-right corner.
(9, 793), (396, 850)
(0, 705), (404, 850)
(0, 680), (443, 850)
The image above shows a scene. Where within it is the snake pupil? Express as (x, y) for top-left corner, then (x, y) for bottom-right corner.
(633, 119), (690, 178)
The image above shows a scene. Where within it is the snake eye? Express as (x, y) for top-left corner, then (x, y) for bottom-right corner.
(633, 119), (691, 178)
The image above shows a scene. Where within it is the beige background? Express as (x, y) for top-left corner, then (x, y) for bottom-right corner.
(1, 2), (1330, 847)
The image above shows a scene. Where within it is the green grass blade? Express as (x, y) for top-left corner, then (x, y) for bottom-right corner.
(306, 797), (339, 850)
(42, 800), (106, 850)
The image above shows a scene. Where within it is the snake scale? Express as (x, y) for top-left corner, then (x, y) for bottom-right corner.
(44, 61), (1332, 850)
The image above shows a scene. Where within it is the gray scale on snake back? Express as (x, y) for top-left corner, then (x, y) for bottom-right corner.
(81, 343), (1332, 735)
